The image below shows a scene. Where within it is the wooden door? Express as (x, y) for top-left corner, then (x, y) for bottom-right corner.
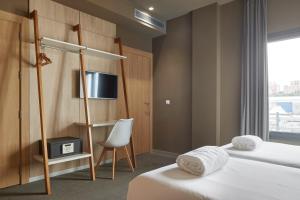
(121, 46), (153, 154)
(0, 19), (21, 188)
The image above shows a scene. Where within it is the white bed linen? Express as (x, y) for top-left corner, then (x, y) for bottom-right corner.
(223, 141), (300, 168)
(127, 157), (300, 200)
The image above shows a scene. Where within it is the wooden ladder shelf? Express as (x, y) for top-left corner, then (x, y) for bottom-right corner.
(29, 10), (135, 195)
(29, 10), (96, 195)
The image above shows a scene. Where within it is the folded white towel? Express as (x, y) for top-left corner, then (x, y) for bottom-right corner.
(232, 135), (263, 151)
(176, 146), (229, 176)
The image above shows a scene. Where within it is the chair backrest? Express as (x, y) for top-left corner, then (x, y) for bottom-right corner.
(104, 118), (134, 147)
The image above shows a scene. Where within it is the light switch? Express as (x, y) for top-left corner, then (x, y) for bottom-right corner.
(165, 99), (171, 105)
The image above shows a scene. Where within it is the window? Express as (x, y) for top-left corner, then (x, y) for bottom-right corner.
(268, 37), (300, 145)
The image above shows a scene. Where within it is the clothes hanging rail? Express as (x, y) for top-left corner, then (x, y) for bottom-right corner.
(38, 37), (127, 60)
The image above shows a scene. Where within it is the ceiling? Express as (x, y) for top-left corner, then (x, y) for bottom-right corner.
(131, 0), (234, 21)
(85, 0), (164, 37)
(82, 0), (234, 37)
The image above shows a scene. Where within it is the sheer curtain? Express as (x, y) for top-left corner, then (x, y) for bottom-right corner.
(240, 0), (269, 140)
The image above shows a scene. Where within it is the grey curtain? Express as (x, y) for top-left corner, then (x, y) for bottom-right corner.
(241, 0), (269, 140)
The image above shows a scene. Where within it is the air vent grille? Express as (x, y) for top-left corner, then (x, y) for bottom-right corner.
(134, 9), (166, 33)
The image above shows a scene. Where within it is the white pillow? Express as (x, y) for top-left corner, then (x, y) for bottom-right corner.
(232, 135), (263, 151)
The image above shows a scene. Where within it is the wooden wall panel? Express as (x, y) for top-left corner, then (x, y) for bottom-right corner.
(29, 0), (82, 177)
(29, 0), (119, 177)
(0, 10), (30, 187)
(28, 0), (152, 178)
(79, 12), (118, 165)
(29, 0), (79, 25)
(0, 18), (21, 188)
(20, 17), (30, 185)
(80, 12), (116, 37)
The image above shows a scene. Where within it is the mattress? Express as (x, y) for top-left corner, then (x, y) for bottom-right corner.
(223, 141), (300, 168)
(127, 157), (300, 200)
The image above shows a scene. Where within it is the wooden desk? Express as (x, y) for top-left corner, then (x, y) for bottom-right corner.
(75, 120), (136, 168)
(75, 120), (117, 128)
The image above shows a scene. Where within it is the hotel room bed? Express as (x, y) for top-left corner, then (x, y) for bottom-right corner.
(127, 157), (300, 200)
(222, 141), (300, 168)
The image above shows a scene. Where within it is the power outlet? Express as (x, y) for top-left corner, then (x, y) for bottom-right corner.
(165, 99), (171, 105)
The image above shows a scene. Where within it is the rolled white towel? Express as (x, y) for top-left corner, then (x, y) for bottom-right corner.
(232, 135), (263, 151)
(176, 146), (229, 176)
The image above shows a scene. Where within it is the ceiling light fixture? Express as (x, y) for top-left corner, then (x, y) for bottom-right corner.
(148, 6), (154, 11)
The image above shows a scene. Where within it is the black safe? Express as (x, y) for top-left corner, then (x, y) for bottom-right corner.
(39, 137), (82, 159)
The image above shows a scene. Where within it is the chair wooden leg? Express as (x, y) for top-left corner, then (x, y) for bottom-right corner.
(115, 150), (118, 167)
(124, 146), (134, 172)
(129, 137), (136, 168)
(112, 148), (116, 180)
(96, 148), (106, 169)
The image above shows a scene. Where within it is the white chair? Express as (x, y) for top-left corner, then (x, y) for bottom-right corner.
(95, 118), (134, 179)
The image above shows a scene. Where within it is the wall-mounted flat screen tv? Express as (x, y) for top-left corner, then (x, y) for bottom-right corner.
(80, 71), (118, 99)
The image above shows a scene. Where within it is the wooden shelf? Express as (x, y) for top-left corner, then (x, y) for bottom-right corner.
(34, 152), (91, 166)
(85, 47), (126, 60)
(40, 37), (127, 60)
(40, 37), (85, 53)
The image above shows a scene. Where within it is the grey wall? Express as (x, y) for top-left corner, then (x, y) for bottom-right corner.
(220, 0), (243, 145)
(192, 4), (219, 148)
(191, 1), (243, 148)
(153, 1), (243, 152)
(218, 0), (300, 146)
(153, 0), (300, 153)
(153, 14), (192, 154)
(117, 25), (152, 52)
(268, 0), (300, 34)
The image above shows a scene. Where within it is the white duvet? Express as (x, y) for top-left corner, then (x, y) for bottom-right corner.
(127, 157), (300, 200)
(223, 141), (300, 168)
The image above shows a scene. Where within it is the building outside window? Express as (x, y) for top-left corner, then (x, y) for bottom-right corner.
(268, 36), (300, 145)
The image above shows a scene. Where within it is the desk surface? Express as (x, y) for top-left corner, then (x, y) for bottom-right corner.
(75, 120), (117, 127)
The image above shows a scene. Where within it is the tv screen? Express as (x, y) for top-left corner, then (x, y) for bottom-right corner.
(80, 71), (118, 99)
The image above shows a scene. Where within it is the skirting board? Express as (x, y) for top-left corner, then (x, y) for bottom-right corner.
(151, 149), (179, 158)
(29, 159), (112, 183)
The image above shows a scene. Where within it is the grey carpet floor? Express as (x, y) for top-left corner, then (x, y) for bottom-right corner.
(0, 153), (175, 200)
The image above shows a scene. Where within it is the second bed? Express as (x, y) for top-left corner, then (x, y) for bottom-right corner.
(222, 141), (300, 168)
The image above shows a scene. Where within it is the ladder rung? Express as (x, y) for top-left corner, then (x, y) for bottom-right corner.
(34, 153), (91, 165)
